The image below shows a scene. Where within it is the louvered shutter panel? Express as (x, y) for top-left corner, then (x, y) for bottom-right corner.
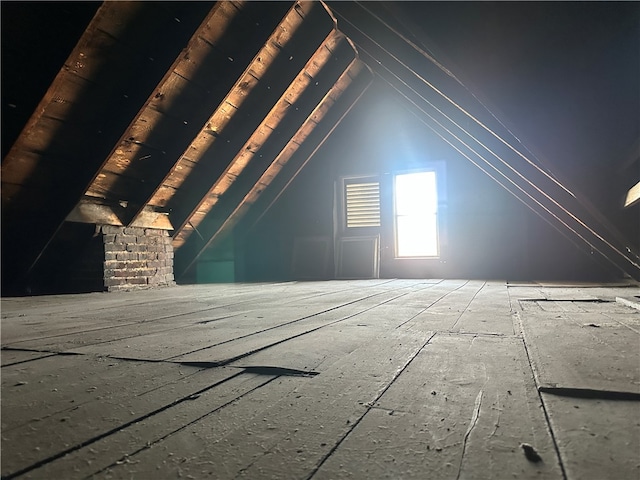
(345, 182), (380, 227)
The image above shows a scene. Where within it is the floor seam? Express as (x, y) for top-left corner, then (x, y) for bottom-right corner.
(305, 332), (438, 479)
(515, 310), (568, 480)
(165, 283), (438, 363)
(86, 376), (281, 480)
(395, 279), (471, 328)
(1, 370), (256, 480)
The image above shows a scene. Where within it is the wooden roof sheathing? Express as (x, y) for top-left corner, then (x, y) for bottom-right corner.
(2, 2), (218, 284)
(0, 1), (373, 288)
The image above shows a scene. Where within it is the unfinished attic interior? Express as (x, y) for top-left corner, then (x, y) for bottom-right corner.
(1, 1), (639, 479)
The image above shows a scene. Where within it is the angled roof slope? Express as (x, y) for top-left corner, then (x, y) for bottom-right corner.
(326, 1), (640, 281)
(2, 1), (638, 289)
(1, 1), (373, 288)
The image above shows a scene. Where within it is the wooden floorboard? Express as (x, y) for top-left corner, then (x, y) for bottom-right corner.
(1, 359), (241, 475)
(450, 281), (515, 336)
(27, 370), (279, 479)
(313, 334), (562, 479)
(1, 279), (638, 479)
(510, 283), (640, 480)
(0, 349), (54, 367)
(518, 306), (640, 393)
(2, 281), (411, 355)
(388, 279), (481, 331)
(90, 330), (434, 479)
(540, 393), (640, 480)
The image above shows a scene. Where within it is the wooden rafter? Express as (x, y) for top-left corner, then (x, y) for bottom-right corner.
(173, 28), (347, 249)
(160, 2), (334, 240)
(1, 2), (215, 284)
(83, 1), (294, 225)
(142, 3), (307, 217)
(174, 58), (372, 279)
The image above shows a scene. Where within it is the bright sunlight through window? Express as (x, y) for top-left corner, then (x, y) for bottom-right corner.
(394, 171), (438, 257)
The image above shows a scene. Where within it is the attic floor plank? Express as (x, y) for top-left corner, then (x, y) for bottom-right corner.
(0, 349), (54, 367)
(169, 285), (437, 364)
(4, 308), (252, 353)
(540, 394), (640, 480)
(19, 371), (278, 480)
(34, 283), (436, 361)
(312, 334), (562, 480)
(450, 281), (515, 335)
(26, 307), (433, 478)
(0, 281), (403, 348)
(0, 356), (232, 477)
(390, 280), (484, 331)
(1, 355), (203, 434)
(1, 280), (637, 479)
(84, 329), (433, 479)
(518, 310), (640, 393)
(0, 281), (368, 320)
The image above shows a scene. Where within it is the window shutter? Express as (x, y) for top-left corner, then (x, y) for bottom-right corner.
(345, 181), (380, 227)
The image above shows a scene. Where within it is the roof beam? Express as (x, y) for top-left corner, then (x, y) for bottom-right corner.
(83, 1), (292, 225)
(162, 2), (334, 239)
(172, 30), (351, 250)
(1, 2), (214, 288)
(174, 43), (369, 279)
(65, 199), (173, 231)
(240, 60), (374, 230)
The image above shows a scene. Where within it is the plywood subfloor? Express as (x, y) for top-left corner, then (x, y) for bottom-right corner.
(2, 279), (639, 479)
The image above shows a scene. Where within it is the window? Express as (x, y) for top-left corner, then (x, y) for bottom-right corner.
(394, 171), (438, 257)
(345, 180), (380, 228)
